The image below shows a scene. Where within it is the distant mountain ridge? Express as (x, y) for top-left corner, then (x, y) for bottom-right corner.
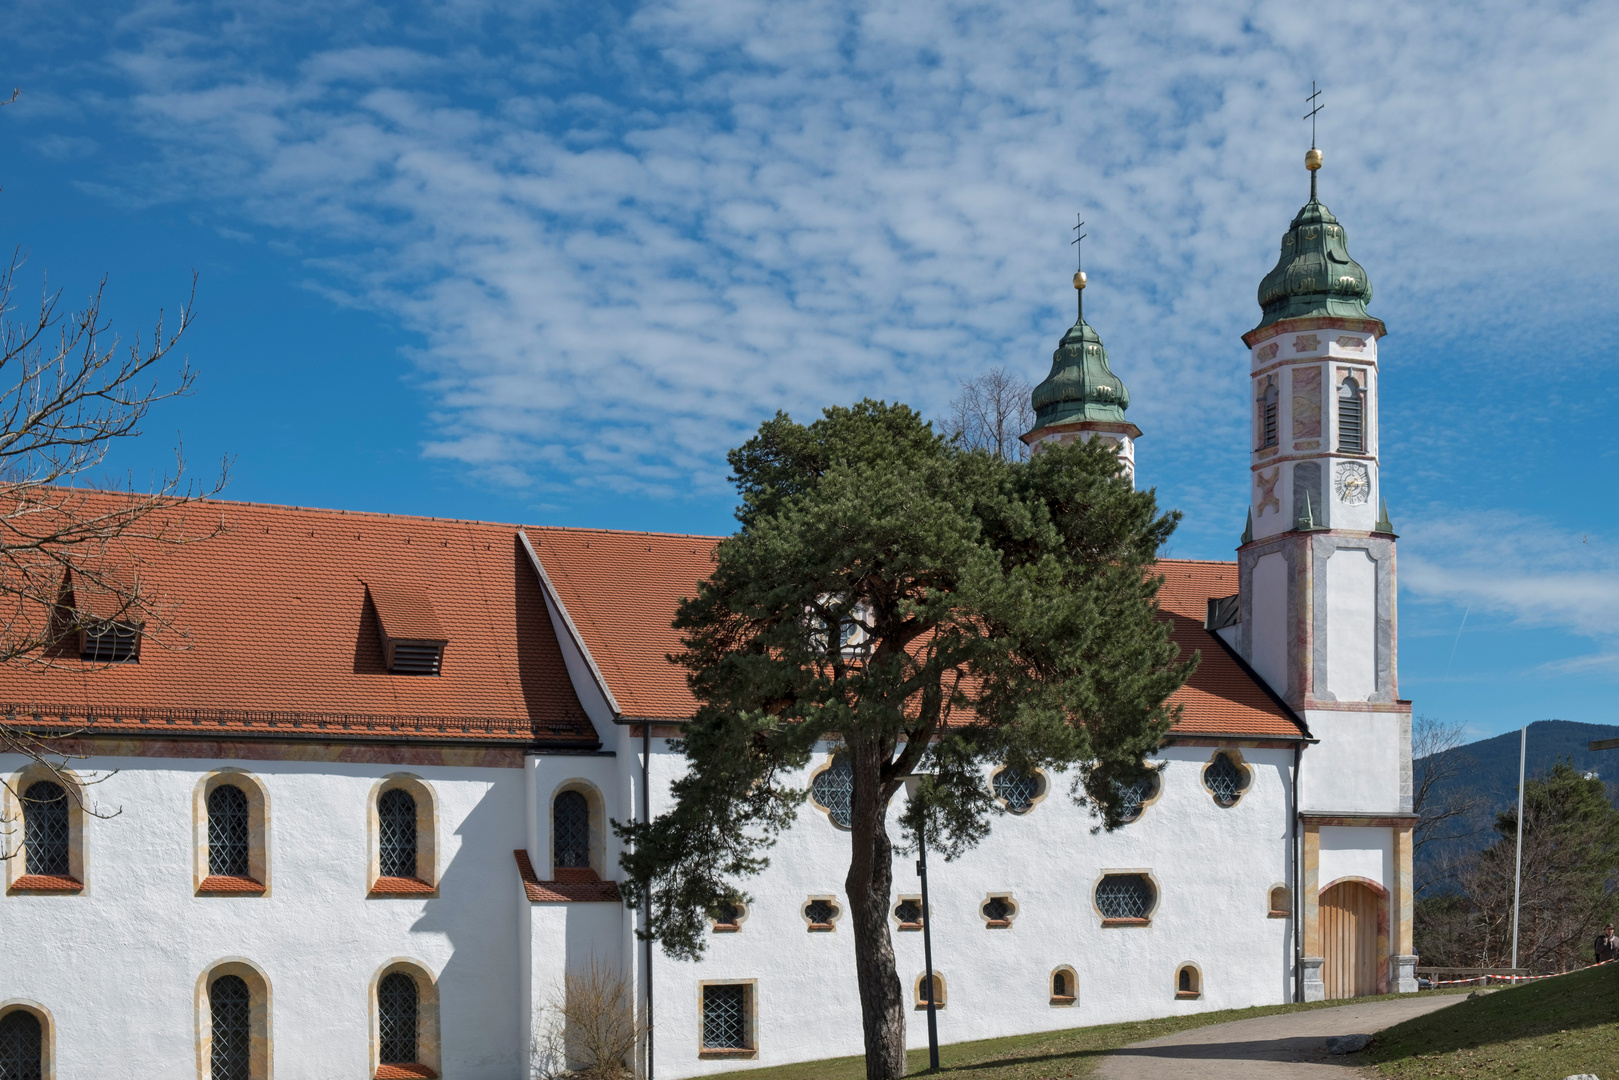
(1414, 719), (1619, 885)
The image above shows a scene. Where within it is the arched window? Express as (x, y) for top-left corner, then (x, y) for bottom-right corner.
(1050, 966), (1077, 1005)
(1176, 964), (1202, 999)
(913, 973), (946, 1010)
(1203, 753), (1250, 807)
(1116, 771), (1161, 824)
(1096, 873), (1156, 924)
(22, 781), (69, 876)
(378, 972), (420, 1068)
(208, 785), (251, 878)
(210, 974), (252, 1080)
(378, 789), (417, 880)
(553, 790), (590, 870)
(711, 899), (746, 932)
(1338, 374), (1364, 453)
(991, 767), (1043, 814)
(1257, 377), (1279, 449)
(810, 755), (853, 828)
(0, 1009), (43, 1080)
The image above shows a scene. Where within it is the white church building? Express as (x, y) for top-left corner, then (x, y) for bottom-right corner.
(0, 152), (1415, 1079)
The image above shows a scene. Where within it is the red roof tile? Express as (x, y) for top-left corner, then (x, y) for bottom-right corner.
(514, 850), (623, 903)
(196, 874), (265, 894)
(530, 532), (1301, 740)
(9, 874), (83, 892)
(0, 495), (594, 745)
(374, 1065), (439, 1079)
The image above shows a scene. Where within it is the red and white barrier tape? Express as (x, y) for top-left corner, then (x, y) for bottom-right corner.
(1423, 958), (1616, 987)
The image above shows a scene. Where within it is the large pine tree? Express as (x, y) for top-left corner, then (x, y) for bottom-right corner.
(617, 401), (1194, 1078)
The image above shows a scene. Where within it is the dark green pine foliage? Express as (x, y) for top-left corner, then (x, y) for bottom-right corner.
(615, 400), (1194, 1078)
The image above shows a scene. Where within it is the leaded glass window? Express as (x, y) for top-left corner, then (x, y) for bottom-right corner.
(1116, 772), (1160, 824)
(702, 984), (746, 1049)
(804, 899), (838, 926)
(714, 901), (742, 927)
(1204, 753), (1249, 807)
(0, 1010), (43, 1080)
(379, 789), (417, 879)
(378, 972), (419, 1064)
(917, 973), (944, 1007)
(1178, 967), (1194, 993)
(981, 896), (1014, 923)
(210, 975), (251, 1080)
(22, 781), (69, 876)
(992, 768), (1040, 814)
(208, 784), (251, 878)
(553, 790), (590, 869)
(1095, 874), (1155, 920)
(894, 899), (923, 926)
(811, 755), (853, 827)
(1052, 971), (1069, 998)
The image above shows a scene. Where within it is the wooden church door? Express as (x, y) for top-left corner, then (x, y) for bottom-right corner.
(1320, 881), (1379, 998)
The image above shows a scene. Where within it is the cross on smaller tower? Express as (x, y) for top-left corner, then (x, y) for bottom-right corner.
(1070, 215), (1087, 319)
(1304, 81), (1324, 147)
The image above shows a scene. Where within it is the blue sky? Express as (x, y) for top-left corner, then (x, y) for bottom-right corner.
(3, 0), (1618, 739)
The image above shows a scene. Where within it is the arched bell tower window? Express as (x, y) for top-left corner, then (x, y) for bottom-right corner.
(1256, 376), (1279, 449)
(553, 790), (590, 870)
(1338, 374), (1365, 453)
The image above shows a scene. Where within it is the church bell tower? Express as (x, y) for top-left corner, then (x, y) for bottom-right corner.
(1020, 265), (1141, 483)
(1220, 139), (1417, 1002)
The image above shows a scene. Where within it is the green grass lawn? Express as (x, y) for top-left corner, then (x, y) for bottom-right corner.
(1367, 963), (1618, 1080)
(701, 990), (1469, 1080)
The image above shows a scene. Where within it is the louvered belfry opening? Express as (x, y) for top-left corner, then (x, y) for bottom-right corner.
(367, 581), (450, 676)
(1338, 375), (1365, 452)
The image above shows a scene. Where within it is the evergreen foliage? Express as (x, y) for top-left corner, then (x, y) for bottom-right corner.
(615, 400), (1193, 1078)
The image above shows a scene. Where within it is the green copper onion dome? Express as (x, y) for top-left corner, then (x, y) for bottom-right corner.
(1253, 151), (1376, 331)
(1031, 274), (1130, 427)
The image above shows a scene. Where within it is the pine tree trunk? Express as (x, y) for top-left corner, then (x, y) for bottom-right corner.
(847, 747), (907, 1079)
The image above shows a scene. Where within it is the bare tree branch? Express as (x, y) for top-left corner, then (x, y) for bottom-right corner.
(941, 366), (1033, 461)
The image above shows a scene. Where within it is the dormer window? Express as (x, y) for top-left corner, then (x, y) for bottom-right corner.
(81, 619), (140, 663)
(367, 582), (449, 676)
(61, 566), (143, 663)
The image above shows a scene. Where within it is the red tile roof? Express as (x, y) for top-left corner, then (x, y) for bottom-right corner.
(0, 496), (594, 746)
(526, 527), (715, 721)
(529, 531), (1302, 741)
(514, 850), (623, 903)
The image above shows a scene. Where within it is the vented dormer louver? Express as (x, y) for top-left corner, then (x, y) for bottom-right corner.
(61, 565), (143, 664)
(366, 582), (449, 676)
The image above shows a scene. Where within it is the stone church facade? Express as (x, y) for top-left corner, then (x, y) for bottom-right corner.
(0, 154), (1413, 1078)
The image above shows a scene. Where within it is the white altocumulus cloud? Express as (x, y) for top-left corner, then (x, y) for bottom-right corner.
(6, 0), (1619, 528)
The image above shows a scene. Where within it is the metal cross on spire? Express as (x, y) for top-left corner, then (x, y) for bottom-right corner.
(1304, 81), (1324, 148)
(1070, 215), (1087, 320)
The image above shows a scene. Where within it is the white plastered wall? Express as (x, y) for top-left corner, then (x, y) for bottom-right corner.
(646, 741), (1297, 1079)
(0, 753), (526, 1079)
(1300, 711), (1406, 814)
(1317, 826), (1393, 892)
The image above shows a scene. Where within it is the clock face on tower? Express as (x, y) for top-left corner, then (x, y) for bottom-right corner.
(1335, 462), (1371, 505)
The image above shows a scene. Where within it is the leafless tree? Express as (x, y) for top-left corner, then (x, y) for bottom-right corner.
(0, 235), (228, 853)
(529, 959), (646, 1079)
(942, 366), (1033, 460)
(1411, 714), (1485, 892)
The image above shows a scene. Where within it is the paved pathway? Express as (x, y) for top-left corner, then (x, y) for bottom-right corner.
(1098, 995), (1465, 1079)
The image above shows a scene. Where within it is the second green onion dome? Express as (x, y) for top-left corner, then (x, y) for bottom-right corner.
(1031, 290), (1130, 427)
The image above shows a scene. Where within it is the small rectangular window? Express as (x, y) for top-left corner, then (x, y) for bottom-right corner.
(702, 984), (750, 1052)
(80, 619), (140, 663)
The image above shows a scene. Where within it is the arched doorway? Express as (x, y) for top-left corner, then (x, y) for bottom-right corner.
(1320, 879), (1383, 998)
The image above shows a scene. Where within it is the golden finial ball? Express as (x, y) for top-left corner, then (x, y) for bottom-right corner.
(1305, 147), (1323, 171)
(1073, 270), (1087, 290)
